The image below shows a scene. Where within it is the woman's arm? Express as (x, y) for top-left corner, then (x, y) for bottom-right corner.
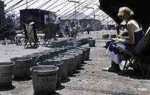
(127, 22), (135, 45)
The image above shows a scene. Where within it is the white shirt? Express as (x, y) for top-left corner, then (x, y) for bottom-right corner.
(54, 18), (60, 24)
(127, 19), (141, 44)
(127, 20), (141, 33)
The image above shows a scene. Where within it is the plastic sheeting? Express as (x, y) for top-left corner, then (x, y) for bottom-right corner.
(3, 0), (116, 25)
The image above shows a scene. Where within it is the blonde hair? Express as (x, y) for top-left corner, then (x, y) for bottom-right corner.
(118, 7), (134, 17)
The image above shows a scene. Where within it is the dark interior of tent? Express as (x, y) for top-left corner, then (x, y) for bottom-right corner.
(100, 0), (150, 31)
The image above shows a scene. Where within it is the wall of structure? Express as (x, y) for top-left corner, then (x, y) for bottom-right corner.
(0, 0), (6, 40)
(20, 9), (56, 31)
(0, 0), (5, 26)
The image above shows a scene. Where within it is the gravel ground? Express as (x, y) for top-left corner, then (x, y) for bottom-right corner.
(1, 30), (150, 95)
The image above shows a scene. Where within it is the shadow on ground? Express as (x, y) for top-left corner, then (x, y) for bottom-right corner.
(56, 84), (65, 90)
(118, 70), (150, 80)
(100, 89), (136, 95)
(33, 92), (61, 95)
(61, 77), (70, 83)
(0, 85), (15, 91)
(13, 77), (32, 81)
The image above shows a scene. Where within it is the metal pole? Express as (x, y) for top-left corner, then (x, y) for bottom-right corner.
(26, 0), (28, 9)
(68, 0), (79, 4)
(74, 3), (76, 20)
(68, 0), (79, 20)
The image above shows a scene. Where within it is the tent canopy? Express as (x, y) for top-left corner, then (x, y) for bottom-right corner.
(3, 0), (116, 25)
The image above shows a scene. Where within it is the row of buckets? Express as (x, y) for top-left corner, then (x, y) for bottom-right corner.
(0, 46), (90, 95)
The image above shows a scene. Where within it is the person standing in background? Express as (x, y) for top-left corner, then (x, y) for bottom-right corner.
(24, 21), (38, 48)
(54, 17), (62, 38)
(86, 24), (91, 34)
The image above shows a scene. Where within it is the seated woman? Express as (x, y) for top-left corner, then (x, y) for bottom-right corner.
(104, 6), (144, 72)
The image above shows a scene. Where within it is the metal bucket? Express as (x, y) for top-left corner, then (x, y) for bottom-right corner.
(31, 65), (59, 94)
(60, 53), (77, 74)
(11, 56), (32, 78)
(82, 47), (90, 61)
(0, 62), (14, 87)
(53, 57), (69, 80)
(65, 52), (78, 68)
(67, 49), (83, 66)
(40, 59), (63, 86)
(89, 39), (96, 47)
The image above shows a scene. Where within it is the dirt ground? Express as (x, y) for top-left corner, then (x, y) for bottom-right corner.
(1, 31), (150, 95)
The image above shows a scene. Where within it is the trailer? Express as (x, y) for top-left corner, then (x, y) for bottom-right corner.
(20, 9), (56, 31)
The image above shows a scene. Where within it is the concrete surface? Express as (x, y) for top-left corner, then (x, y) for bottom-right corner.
(1, 30), (150, 95)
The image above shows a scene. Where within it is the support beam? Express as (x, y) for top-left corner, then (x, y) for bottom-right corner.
(67, 0), (80, 20)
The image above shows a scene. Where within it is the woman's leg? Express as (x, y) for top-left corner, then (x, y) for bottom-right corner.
(108, 61), (121, 72)
(108, 51), (121, 72)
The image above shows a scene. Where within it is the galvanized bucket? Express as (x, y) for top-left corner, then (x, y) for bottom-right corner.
(31, 65), (59, 94)
(0, 62), (14, 87)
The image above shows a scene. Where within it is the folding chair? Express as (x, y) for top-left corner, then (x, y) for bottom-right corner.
(119, 26), (150, 74)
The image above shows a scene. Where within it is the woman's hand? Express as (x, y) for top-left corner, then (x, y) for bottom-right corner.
(116, 35), (121, 38)
(112, 38), (126, 43)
